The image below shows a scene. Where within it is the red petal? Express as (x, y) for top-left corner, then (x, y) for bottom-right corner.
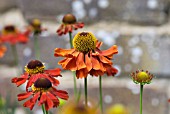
(101, 45), (118, 58)
(44, 68), (61, 77)
(52, 88), (69, 100)
(18, 92), (32, 101)
(45, 96), (54, 110)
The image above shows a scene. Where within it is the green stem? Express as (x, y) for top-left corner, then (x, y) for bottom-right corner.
(69, 32), (77, 96)
(41, 104), (46, 114)
(11, 45), (20, 75)
(84, 77), (88, 107)
(140, 84), (143, 114)
(99, 76), (103, 114)
(34, 35), (40, 60)
(69, 32), (73, 48)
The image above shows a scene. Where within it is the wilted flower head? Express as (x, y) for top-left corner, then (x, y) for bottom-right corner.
(12, 60), (61, 91)
(0, 25), (29, 45)
(130, 70), (154, 85)
(18, 77), (68, 110)
(54, 31), (118, 78)
(57, 14), (84, 36)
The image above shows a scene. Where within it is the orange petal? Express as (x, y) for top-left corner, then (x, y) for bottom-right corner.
(98, 55), (112, 65)
(54, 48), (75, 57)
(96, 41), (103, 48)
(76, 69), (88, 79)
(76, 52), (86, 70)
(65, 57), (77, 71)
(101, 45), (118, 58)
(90, 69), (104, 77)
(99, 62), (106, 72)
(85, 54), (92, 72)
(0, 45), (6, 58)
(91, 56), (100, 70)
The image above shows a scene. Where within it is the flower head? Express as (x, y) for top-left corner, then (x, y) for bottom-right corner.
(28, 19), (46, 35)
(18, 77), (68, 110)
(57, 14), (84, 36)
(12, 60), (61, 91)
(0, 25), (29, 45)
(130, 70), (154, 85)
(54, 32), (118, 78)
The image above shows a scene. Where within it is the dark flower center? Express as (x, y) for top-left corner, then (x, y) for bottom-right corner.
(34, 78), (52, 89)
(62, 14), (77, 24)
(4, 25), (16, 32)
(27, 60), (43, 69)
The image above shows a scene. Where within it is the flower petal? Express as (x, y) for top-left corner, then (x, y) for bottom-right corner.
(91, 56), (100, 70)
(54, 48), (75, 57)
(76, 68), (88, 78)
(44, 68), (61, 77)
(101, 45), (118, 58)
(18, 92), (32, 101)
(76, 52), (86, 70)
(85, 54), (92, 72)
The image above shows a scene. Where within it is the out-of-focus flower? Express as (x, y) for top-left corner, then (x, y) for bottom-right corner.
(130, 70), (154, 85)
(18, 77), (68, 110)
(57, 100), (99, 114)
(54, 32), (118, 78)
(28, 19), (46, 35)
(106, 104), (129, 114)
(0, 25), (29, 45)
(57, 14), (84, 36)
(12, 60), (61, 91)
(0, 40), (6, 58)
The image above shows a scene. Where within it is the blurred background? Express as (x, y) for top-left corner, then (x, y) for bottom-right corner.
(0, 0), (170, 114)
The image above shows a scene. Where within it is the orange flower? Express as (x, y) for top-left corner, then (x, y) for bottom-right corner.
(54, 32), (118, 78)
(0, 25), (29, 45)
(12, 60), (61, 91)
(57, 14), (84, 36)
(28, 19), (46, 35)
(0, 40), (6, 58)
(17, 77), (69, 110)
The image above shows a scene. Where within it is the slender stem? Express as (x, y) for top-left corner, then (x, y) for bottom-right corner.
(140, 84), (144, 114)
(99, 76), (103, 114)
(84, 77), (88, 107)
(41, 104), (46, 114)
(34, 35), (40, 60)
(68, 32), (77, 96)
(11, 44), (20, 75)
(69, 32), (73, 48)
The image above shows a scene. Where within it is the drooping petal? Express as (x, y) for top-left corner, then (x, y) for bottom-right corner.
(85, 54), (92, 72)
(91, 56), (100, 70)
(100, 45), (118, 58)
(11, 73), (29, 87)
(51, 87), (69, 100)
(44, 68), (61, 77)
(98, 55), (112, 65)
(90, 69), (104, 77)
(54, 48), (75, 57)
(76, 68), (88, 78)
(45, 96), (54, 110)
(106, 67), (118, 76)
(76, 52), (86, 70)
(17, 92), (32, 101)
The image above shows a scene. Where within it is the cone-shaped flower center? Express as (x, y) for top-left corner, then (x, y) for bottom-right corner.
(2, 25), (17, 34)
(62, 14), (77, 24)
(25, 60), (45, 74)
(137, 72), (149, 81)
(73, 32), (97, 53)
(32, 78), (52, 92)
